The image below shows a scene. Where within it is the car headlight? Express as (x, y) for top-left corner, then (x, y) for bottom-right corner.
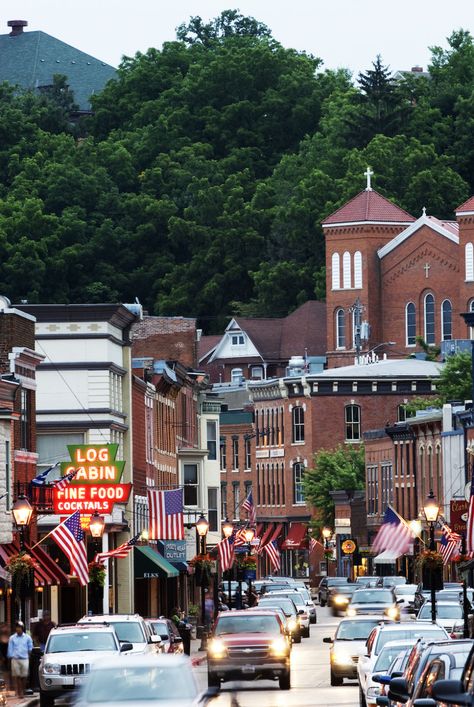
(270, 637), (288, 657)
(43, 663), (61, 675)
(207, 638), (227, 659)
(346, 607), (356, 617)
(386, 607), (399, 620)
(331, 651), (353, 666)
(367, 686), (380, 698)
(334, 595), (348, 606)
(287, 619), (298, 632)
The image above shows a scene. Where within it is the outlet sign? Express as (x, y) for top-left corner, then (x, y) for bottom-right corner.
(54, 444), (131, 515)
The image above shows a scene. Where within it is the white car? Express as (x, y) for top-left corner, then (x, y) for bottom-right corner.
(416, 601), (467, 637)
(364, 639), (415, 707)
(78, 614), (162, 654)
(357, 621), (450, 704)
(393, 584), (418, 614)
(265, 591), (310, 637)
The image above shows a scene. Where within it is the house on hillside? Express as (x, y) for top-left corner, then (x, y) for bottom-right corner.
(0, 20), (116, 113)
(198, 301), (327, 384)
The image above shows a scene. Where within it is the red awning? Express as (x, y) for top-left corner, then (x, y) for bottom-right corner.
(0, 541), (69, 586)
(270, 523), (283, 544)
(281, 523), (307, 550)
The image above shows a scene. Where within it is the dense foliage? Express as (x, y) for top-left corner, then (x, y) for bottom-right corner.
(0, 12), (473, 328)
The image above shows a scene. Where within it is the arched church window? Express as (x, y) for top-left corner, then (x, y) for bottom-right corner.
(441, 299), (452, 341)
(354, 251), (362, 288)
(406, 303), (416, 346)
(336, 309), (345, 349)
(331, 252), (340, 290)
(343, 251), (351, 289)
(466, 243), (474, 282)
(424, 293), (435, 345)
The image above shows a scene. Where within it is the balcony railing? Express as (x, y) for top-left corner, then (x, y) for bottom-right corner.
(14, 482), (55, 514)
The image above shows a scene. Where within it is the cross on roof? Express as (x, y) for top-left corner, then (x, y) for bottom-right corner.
(364, 167), (373, 191)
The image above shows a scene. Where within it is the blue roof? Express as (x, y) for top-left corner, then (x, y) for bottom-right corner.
(0, 28), (116, 110)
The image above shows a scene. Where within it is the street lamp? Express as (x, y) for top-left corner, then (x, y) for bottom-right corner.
(322, 527), (332, 578)
(89, 513), (105, 546)
(196, 514), (209, 650)
(88, 513), (105, 614)
(12, 495), (33, 551)
(243, 527), (255, 598)
(222, 518), (234, 607)
(423, 491), (440, 624)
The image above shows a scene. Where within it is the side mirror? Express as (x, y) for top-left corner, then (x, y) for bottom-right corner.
(149, 635), (162, 644)
(173, 636), (183, 644)
(298, 610), (305, 615)
(432, 679), (471, 706)
(372, 674), (391, 685)
(120, 642), (133, 652)
(322, 637), (333, 644)
(376, 697), (389, 707)
(388, 677), (409, 702)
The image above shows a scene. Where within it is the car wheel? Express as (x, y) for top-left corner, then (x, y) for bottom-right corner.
(359, 686), (367, 707)
(293, 632), (302, 644)
(330, 670), (343, 687)
(39, 693), (55, 707)
(279, 670), (291, 690)
(310, 615), (316, 624)
(207, 673), (220, 690)
(303, 626), (310, 638)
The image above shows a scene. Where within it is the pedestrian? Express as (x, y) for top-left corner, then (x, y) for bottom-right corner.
(247, 588), (258, 607)
(234, 586), (243, 610)
(32, 610), (56, 652)
(204, 592), (214, 628)
(7, 622), (32, 699)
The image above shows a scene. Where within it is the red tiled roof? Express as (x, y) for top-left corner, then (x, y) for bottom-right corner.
(323, 190), (415, 226)
(456, 196), (474, 213)
(426, 216), (459, 236)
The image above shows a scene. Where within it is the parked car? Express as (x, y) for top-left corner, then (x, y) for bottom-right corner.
(405, 639), (473, 706)
(207, 609), (291, 690)
(318, 576), (350, 607)
(371, 645), (412, 706)
(432, 641), (474, 705)
(74, 654), (217, 706)
(146, 618), (184, 653)
(323, 616), (390, 686)
(347, 588), (400, 620)
(78, 614), (162, 655)
(357, 621), (450, 705)
(365, 639), (416, 707)
(39, 623), (133, 707)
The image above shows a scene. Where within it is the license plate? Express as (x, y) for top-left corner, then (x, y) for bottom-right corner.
(242, 665), (255, 674)
(74, 677), (86, 686)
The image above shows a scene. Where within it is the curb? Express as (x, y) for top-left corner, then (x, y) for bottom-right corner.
(191, 655), (207, 667)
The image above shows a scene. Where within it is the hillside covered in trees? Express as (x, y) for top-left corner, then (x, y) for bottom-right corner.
(0, 10), (473, 331)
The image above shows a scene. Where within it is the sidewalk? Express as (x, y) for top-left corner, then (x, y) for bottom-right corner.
(190, 636), (207, 667)
(5, 690), (37, 706)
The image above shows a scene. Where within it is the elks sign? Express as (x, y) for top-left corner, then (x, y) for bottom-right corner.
(54, 444), (132, 515)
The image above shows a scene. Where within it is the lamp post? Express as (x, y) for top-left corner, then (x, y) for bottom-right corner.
(322, 527), (332, 578)
(222, 518), (233, 607)
(89, 513), (105, 614)
(196, 514), (209, 650)
(243, 526), (255, 599)
(423, 491), (440, 624)
(12, 495), (34, 622)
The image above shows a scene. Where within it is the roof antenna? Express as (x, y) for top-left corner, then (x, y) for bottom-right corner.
(364, 166), (373, 191)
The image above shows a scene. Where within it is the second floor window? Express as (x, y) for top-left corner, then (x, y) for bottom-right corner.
(345, 405), (361, 441)
(292, 406), (304, 443)
(293, 462), (305, 504)
(220, 438), (227, 470)
(233, 483), (240, 519)
(232, 438), (239, 469)
(208, 488), (218, 532)
(245, 438), (251, 469)
(20, 388), (28, 450)
(231, 368), (243, 384)
(207, 421), (217, 460)
(221, 483), (227, 519)
(183, 464), (198, 506)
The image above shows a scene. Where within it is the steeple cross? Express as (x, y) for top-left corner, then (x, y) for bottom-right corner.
(424, 262), (431, 278)
(364, 167), (374, 191)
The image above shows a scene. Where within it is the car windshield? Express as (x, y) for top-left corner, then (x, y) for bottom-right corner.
(394, 586), (417, 595)
(375, 627), (447, 653)
(47, 633), (117, 653)
(108, 622), (145, 644)
(328, 578), (349, 586)
(82, 665), (196, 702)
(215, 615), (280, 635)
(150, 622), (169, 638)
(374, 643), (414, 672)
(259, 599), (295, 616)
(418, 604), (462, 620)
(384, 577), (406, 586)
(335, 620), (382, 640)
(353, 590), (393, 604)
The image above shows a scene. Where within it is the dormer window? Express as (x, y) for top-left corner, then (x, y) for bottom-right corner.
(231, 333), (245, 346)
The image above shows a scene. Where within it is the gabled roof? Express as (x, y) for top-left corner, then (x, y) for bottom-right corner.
(378, 213), (459, 258)
(197, 335), (221, 362)
(0, 25), (116, 110)
(456, 196), (474, 215)
(322, 189), (415, 227)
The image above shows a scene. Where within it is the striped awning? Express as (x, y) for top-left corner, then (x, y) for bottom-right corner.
(0, 541), (69, 586)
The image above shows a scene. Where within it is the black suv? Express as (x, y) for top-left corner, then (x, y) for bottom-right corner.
(432, 641), (474, 705)
(318, 577), (350, 607)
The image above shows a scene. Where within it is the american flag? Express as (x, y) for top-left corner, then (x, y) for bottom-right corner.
(439, 524), (462, 564)
(371, 506), (413, 555)
(53, 468), (79, 490)
(467, 465), (474, 556)
(95, 533), (141, 564)
(50, 511), (89, 586)
(30, 462), (59, 486)
(148, 489), (184, 540)
(234, 528), (247, 547)
(264, 540), (281, 572)
(218, 535), (235, 572)
(309, 537), (319, 553)
(242, 491), (257, 526)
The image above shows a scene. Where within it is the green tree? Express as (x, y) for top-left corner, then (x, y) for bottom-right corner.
(303, 444), (365, 532)
(176, 9), (271, 46)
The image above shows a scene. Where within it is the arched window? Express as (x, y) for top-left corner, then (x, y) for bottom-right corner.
(424, 293), (435, 345)
(292, 406), (304, 443)
(293, 462), (305, 504)
(343, 251), (351, 289)
(406, 303), (416, 346)
(466, 243), (474, 281)
(336, 309), (346, 349)
(441, 299), (452, 341)
(331, 252), (340, 290)
(345, 405), (361, 441)
(354, 251), (362, 288)
(469, 300), (474, 339)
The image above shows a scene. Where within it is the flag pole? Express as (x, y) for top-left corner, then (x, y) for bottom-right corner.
(29, 512), (75, 550)
(388, 504), (426, 545)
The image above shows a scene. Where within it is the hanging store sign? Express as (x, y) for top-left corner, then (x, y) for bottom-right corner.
(450, 499), (469, 535)
(54, 444), (131, 515)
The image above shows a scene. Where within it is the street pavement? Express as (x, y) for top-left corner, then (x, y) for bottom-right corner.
(193, 605), (359, 707)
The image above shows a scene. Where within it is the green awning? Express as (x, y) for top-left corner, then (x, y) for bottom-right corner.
(134, 546), (179, 579)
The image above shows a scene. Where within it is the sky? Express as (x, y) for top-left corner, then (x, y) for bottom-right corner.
(1, 0), (472, 77)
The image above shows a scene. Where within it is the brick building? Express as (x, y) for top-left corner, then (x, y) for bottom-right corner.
(324, 178), (474, 368)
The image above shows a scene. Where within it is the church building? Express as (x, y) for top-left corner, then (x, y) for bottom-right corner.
(323, 170), (474, 368)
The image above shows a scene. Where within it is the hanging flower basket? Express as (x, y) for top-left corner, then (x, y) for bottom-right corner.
(418, 550), (443, 572)
(237, 555), (257, 570)
(189, 554), (214, 586)
(88, 561), (106, 587)
(5, 552), (37, 598)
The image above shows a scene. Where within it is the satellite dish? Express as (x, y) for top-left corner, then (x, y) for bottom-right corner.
(0, 295), (11, 311)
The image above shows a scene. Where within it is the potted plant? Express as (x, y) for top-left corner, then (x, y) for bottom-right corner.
(6, 552), (37, 598)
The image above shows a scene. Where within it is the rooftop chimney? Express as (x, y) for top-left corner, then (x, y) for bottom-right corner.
(8, 20), (28, 36)
(411, 66), (423, 72)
